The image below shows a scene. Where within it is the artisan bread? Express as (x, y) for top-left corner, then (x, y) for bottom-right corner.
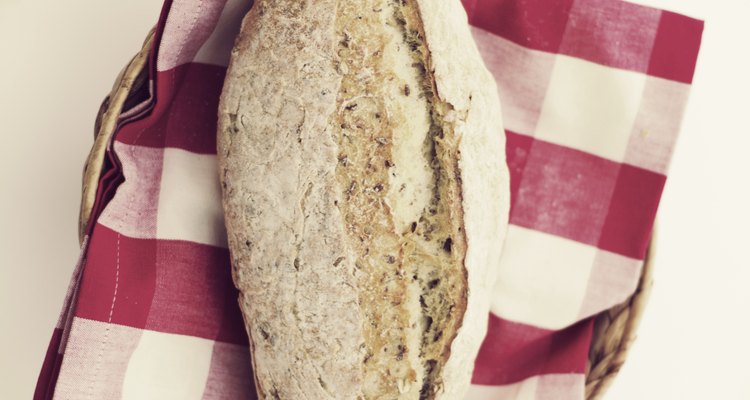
(217, 0), (509, 398)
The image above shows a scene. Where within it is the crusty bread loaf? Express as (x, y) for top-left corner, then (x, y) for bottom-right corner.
(217, 0), (509, 398)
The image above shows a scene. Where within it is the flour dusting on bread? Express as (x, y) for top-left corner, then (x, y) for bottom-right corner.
(218, 0), (508, 398)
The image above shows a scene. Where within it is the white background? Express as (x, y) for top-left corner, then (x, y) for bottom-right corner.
(1, 0), (748, 399)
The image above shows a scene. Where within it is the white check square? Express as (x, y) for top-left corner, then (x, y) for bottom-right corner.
(122, 330), (214, 400)
(157, 148), (228, 248)
(534, 55), (646, 162)
(491, 225), (596, 329)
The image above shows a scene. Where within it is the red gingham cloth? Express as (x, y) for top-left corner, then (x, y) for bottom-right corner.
(35, 0), (703, 398)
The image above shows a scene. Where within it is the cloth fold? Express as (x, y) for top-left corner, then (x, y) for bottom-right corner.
(35, 0), (702, 399)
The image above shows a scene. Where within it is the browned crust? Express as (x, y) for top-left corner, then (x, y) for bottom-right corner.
(399, 3), (469, 394)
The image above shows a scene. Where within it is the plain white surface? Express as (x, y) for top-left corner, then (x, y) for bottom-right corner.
(1, 1), (748, 399)
(0, 2), (164, 398)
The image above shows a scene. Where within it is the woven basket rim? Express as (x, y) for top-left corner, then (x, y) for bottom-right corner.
(585, 234), (655, 399)
(78, 29), (155, 245)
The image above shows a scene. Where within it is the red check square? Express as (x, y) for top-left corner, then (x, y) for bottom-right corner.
(467, 0), (575, 53)
(472, 314), (592, 385)
(559, 0), (660, 72)
(145, 240), (234, 341)
(648, 11), (704, 83)
(598, 164), (665, 258)
(75, 224), (156, 328)
(511, 139), (620, 246)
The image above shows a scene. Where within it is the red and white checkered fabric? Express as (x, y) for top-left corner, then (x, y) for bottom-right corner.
(35, 0), (703, 399)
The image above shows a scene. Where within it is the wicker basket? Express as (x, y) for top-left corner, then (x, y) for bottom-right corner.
(585, 240), (654, 399)
(78, 28), (154, 242)
(78, 29), (654, 400)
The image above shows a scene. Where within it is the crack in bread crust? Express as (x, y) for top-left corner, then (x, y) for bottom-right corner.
(333, 1), (420, 398)
(333, 0), (468, 398)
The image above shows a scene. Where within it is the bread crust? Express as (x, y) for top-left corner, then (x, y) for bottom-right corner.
(218, 1), (509, 399)
(412, 1), (510, 397)
(219, 2), (364, 398)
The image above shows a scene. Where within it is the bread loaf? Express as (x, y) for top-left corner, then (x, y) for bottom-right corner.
(217, 0), (509, 398)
